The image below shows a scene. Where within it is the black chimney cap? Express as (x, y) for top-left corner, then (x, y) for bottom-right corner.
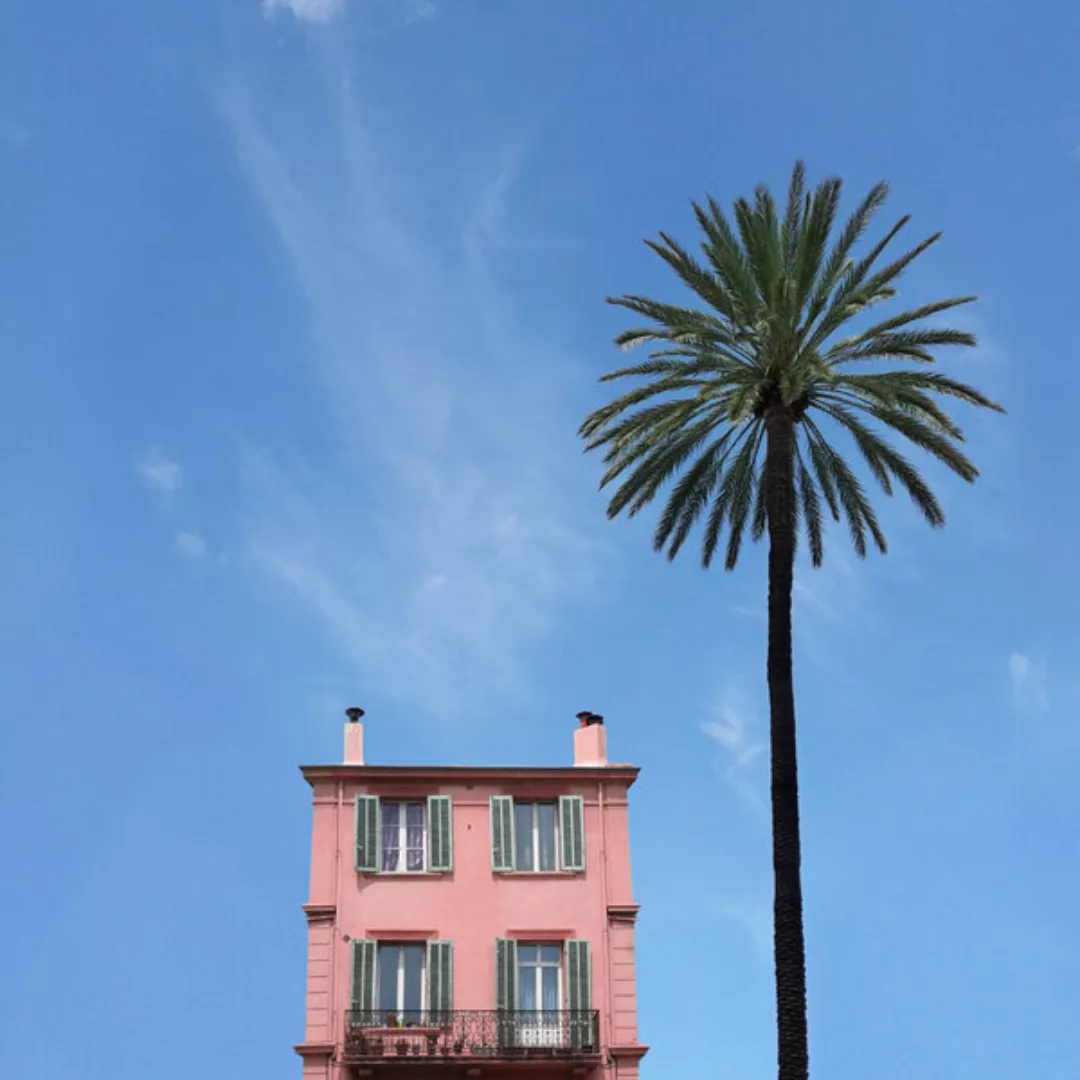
(345, 707), (365, 723)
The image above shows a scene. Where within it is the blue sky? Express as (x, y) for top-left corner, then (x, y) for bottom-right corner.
(2, 0), (1079, 1077)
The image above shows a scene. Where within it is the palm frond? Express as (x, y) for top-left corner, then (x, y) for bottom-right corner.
(580, 384), (704, 446)
(837, 296), (978, 343)
(827, 328), (977, 365)
(803, 428), (841, 523)
(817, 403), (947, 526)
(795, 446), (825, 566)
(597, 407), (719, 489)
(722, 427), (764, 570)
(642, 234), (741, 323)
(692, 198), (761, 322)
(734, 195), (777, 307)
(804, 419), (887, 555)
(800, 180), (890, 333)
(781, 162), (807, 272)
(599, 410), (718, 516)
(801, 210), (908, 341)
(869, 406), (979, 482)
(653, 428), (743, 556)
(792, 176), (841, 313)
(836, 371), (1004, 413)
(819, 384), (965, 439)
(607, 295), (754, 359)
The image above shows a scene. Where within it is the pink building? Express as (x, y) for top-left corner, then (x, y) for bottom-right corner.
(295, 711), (648, 1080)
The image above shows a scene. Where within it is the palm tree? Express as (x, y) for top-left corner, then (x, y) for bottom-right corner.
(579, 163), (1003, 1080)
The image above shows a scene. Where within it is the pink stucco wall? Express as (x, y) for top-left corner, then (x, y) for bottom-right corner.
(295, 724), (646, 1080)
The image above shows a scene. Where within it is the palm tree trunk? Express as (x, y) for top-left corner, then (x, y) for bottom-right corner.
(764, 410), (809, 1080)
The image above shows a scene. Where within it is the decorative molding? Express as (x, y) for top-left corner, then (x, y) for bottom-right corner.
(293, 1042), (335, 1059)
(302, 903), (336, 924)
(607, 904), (640, 925)
(301, 764), (640, 787)
(363, 929), (438, 941)
(505, 928), (577, 940)
(609, 1043), (650, 1062)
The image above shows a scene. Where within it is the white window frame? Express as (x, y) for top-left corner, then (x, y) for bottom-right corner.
(381, 800), (427, 874)
(516, 943), (565, 1048)
(377, 942), (427, 1019)
(517, 942), (564, 1010)
(515, 801), (559, 873)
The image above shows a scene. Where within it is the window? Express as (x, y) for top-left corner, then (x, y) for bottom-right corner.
(513, 802), (558, 872)
(351, 940), (453, 1024)
(355, 796), (453, 874)
(381, 802), (426, 873)
(494, 939), (594, 1051)
(490, 796), (584, 873)
(517, 944), (562, 1013)
(377, 943), (424, 1023)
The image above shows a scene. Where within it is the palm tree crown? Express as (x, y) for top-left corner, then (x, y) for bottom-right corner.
(580, 163), (1003, 565)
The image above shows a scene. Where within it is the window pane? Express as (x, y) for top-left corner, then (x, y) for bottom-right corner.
(406, 803), (425, 872)
(518, 963), (537, 1010)
(537, 803), (556, 871)
(381, 802), (401, 872)
(514, 803), (534, 871)
(517, 945), (537, 965)
(378, 945), (399, 1014)
(402, 945), (423, 1015)
(540, 966), (560, 1011)
(539, 945), (561, 965)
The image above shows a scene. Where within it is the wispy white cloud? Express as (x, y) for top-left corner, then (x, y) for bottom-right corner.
(136, 447), (183, 493)
(262, 0), (344, 22)
(1009, 651), (1049, 715)
(222, 73), (604, 717)
(176, 532), (208, 558)
(701, 681), (767, 810)
(710, 897), (771, 959)
(403, 0), (437, 23)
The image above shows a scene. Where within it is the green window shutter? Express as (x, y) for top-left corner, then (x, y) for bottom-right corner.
(355, 795), (380, 872)
(426, 940), (453, 1022)
(559, 795), (586, 871)
(490, 796), (515, 872)
(427, 796), (453, 872)
(494, 937), (517, 1011)
(351, 939), (377, 1014)
(566, 939), (593, 1050)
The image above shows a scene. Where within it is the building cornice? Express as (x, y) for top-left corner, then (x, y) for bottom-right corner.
(302, 903), (336, 924)
(609, 1044), (650, 1062)
(607, 903), (641, 925)
(300, 764), (640, 787)
(294, 1042), (335, 1059)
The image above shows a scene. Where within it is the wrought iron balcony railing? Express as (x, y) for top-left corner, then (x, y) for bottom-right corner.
(343, 1010), (601, 1062)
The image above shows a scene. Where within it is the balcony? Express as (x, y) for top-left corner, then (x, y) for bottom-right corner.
(343, 1010), (601, 1065)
